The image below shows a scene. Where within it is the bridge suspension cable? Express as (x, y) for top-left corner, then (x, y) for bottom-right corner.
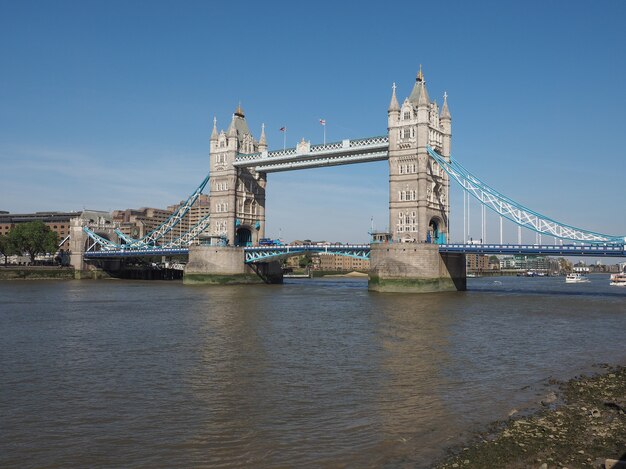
(82, 172), (211, 251)
(123, 173), (210, 248)
(427, 146), (625, 244)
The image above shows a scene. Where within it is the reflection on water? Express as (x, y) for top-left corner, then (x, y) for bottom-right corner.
(1, 275), (625, 468)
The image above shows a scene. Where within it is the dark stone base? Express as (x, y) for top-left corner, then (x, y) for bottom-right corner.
(74, 269), (113, 280)
(368, 274), (460, 293)
(0, 267), (75, 280)
(368, 243), (466, 293)
(183, 273), (274, 285)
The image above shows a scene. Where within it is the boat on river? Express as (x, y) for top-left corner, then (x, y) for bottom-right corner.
(565, 273), (590, 283)
(610, 273), (626, 286)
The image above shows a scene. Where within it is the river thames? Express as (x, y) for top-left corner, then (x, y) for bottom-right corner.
(1, 275), (625, 468)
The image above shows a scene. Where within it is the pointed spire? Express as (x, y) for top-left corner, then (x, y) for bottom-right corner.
(388, 82), (400, 112)
(259, 123), (266, 145)
(227, 113), (237, 137)
(441, 91), (451, 119)
(418, 79), (430, 107)
(235, 102), (245, 117)
(210, 116), (218, 140)
(408, 66), (426, 105)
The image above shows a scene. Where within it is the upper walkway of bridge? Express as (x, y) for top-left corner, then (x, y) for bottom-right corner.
(233, 136), (389, 172)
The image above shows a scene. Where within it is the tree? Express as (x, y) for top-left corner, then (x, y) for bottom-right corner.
(7, 221), (59, 264)
(298, 254), (312, 269)
(0, 234), (14, 266)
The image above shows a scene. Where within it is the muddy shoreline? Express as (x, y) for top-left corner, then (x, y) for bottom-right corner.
(435, 365), (626, 468)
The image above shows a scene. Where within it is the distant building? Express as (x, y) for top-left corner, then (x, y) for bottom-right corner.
(499, 256), (516, 269)
(283, 243), (370, 272)
(112, 207), (173, 240)
(466, 254), (489, 272)
(318, 254), (369, 272)
(0, 211), (78, 252)
(514, 255), (552, 271)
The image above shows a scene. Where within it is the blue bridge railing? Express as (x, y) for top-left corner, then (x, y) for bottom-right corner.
(82, 243), (625, 261)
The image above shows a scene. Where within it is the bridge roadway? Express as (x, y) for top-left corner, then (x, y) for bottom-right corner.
(82, 243), (626, 262)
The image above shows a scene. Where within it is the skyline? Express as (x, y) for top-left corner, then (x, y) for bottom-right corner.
(1, 1), (625, 244)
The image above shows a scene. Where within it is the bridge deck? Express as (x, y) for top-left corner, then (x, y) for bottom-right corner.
(83, 243), (625, 260)
(439, 243), (626, 257)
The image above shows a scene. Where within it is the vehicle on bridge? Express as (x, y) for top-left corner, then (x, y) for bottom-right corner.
(258, 238), (283, 246)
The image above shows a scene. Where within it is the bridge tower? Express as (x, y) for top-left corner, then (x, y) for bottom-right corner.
(209, 105), (267, 246)
(184, 106), (281, 285)
(387, 68), (451, 244)
(369, 70), (464, 293)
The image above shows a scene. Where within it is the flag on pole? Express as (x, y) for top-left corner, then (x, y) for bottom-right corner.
(319, 119), (326, 144)
(279, 126), (286, 131)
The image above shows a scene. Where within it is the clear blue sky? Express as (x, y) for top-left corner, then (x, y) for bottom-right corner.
(1, 0), (625, 244)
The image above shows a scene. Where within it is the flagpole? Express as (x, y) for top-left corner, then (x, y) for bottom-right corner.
(283, 127), (286, 150)
(323, 123), (326, 145)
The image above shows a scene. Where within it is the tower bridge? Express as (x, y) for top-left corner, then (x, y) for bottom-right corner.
(79, 70), (626, 291)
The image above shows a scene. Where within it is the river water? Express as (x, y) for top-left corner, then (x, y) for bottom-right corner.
(1, 275), (625, 468)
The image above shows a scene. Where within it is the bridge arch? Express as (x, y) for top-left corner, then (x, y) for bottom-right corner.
(235, 226), (252, 246)
(428, 216), (446, 244)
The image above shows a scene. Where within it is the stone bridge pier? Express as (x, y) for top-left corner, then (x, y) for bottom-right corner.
(368, 244), (466, 293)
(69, 212), (123, 279)
(183, 246), (283, 285)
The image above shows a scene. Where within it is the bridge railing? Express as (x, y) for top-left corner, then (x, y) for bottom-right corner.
(244, 244), (371, 263)
(439, 243), (625, 256)
(427, 146), (625, 245)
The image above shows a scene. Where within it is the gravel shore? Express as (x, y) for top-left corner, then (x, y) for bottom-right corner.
(436, 365), (626, 469)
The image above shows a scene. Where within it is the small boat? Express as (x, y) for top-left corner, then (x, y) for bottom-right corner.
(565, 273), (590, 283)
(610, 273), (626, 287)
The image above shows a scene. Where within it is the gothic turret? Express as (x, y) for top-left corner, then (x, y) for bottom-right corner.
(440, 92), (452, 160)
(417, 80), (430, 108)
(416, 79), (430, 126)
(258, 123), (267, 152)
(388, 82), (400, 112)
(388, 82), (400, 128)
(210, 116), (218, 140)
(210, 116), (219, 152)
(440, 92), (451, 120)
(408, 65), (426, 106)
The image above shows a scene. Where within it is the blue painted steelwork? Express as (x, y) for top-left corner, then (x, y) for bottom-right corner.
(439, 243), (626, 257)
(82, 227), (120, 251)
(81, 242), (625, 261)
(244, 244), (371, 263)
(84, 248), (189, 258)
(426, 146), (626, 244)
(123, 173), (210, 247)
(83, 173), (211, 251)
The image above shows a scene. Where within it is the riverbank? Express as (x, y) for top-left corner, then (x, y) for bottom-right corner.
(322, 271), (368, 278)
(0, 266), (74, 280)
(436, 365), (626, 469)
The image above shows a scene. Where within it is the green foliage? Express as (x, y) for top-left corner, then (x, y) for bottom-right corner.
(0, 234), (14, 265)
(7, 221), (59, 263)
(298, 253), (312, 268)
